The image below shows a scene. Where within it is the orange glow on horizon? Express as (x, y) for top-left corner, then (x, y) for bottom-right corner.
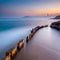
(3, 9), (60, 16)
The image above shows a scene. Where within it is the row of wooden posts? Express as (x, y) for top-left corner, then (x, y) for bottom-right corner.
(4, 40), (24, 60)
(4, 25), (48, 60)
(26, 25), (48, 43)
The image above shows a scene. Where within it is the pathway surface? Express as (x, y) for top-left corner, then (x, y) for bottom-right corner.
(13, 27), (60, 60)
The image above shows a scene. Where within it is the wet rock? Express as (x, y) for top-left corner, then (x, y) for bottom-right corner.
(50, 21), (60, 30)
(54, 15), (60, 19)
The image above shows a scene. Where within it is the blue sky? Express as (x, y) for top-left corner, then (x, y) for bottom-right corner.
(0, 0), (60, 17)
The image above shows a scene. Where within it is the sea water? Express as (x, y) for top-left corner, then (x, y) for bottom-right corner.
(0, 16), (59, 59)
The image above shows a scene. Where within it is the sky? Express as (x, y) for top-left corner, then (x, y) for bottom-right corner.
(0, 0), (60, 17)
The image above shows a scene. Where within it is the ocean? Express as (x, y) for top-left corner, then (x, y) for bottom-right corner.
(0, 16), (59, 59)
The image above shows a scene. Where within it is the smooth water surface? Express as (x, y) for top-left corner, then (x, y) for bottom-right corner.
(13, 27), (60, 60)
(0, 16), (59, 59)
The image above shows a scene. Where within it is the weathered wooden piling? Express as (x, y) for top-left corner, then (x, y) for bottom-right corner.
(5, 50), (12, 60)
(26, 36), (29, 43)
(31, 29), (34, 33)
(44, 25), (48, 27)
(40, 26), (44, 28)
(6, 51), (12, 57)
(29, 33), (34, 40)
(17, 40), (24, 51)
(5, 55), (11, 60)
(5, 47), (17, 60)
(4, 25), (48, 60)
(11, 48), (17, 58)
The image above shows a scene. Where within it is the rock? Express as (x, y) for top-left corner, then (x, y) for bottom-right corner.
(54, 15), (60, 19)
(50, 21), (60, 30)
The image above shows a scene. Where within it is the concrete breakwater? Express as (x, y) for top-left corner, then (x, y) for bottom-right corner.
(3, 25), (48, 60)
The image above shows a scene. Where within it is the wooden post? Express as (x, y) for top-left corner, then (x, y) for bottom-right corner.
(17, 40), (24, 51)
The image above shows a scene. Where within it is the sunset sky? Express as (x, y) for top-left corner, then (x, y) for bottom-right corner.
(0, 0), (60, 17)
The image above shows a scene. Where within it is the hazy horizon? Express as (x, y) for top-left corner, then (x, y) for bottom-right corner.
(0, 0), (60, 17)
